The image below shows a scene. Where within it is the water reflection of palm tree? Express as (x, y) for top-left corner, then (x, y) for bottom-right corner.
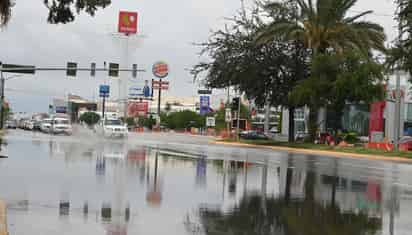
(191, 161), (382, 235)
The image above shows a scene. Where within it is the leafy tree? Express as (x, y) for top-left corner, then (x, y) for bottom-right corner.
(0, 0), (111, 27)
(138, 115), (156, 129)
(391, 0), (412, 79)
(193, 2), (309, 141)
(163, 110), (205, 130)
(257, 0), (386, 139)
(79, 112), (100, 126)
(290, 51), (385, 137)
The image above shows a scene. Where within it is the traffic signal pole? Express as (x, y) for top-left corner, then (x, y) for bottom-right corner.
(0, 67), (4, 130)
(236, 96), (241, 141)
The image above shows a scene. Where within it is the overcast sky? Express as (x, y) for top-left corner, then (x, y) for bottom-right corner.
(0, 0), (398, 113)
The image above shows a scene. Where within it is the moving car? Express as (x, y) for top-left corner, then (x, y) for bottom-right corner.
(51, 118), (73, 135)
(239, 130), (269, 140)
(6, 120), (17, 129)
(40, 119), (53, 133)
(98, 118), (128, 138)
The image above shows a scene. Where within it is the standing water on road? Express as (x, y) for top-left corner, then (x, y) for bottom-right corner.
(0, 130), (411, 235)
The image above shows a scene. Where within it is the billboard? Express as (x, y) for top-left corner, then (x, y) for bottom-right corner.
(200, 96), (210, 115)
(118, 11), (138, 34)
(128, 102), (149, 117)
(129, 79), (152, 98)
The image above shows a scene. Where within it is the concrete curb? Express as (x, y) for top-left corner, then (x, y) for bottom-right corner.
(211, 140), (412, 163)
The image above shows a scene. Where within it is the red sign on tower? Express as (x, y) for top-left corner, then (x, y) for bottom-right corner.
(118, 11), (138, 34)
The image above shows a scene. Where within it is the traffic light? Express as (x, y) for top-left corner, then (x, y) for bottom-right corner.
(132, 64), (137, 78)
(66, 62), (77, 77)
(232, 97), (240, 111)
(90, 63), (96, 77)
(109, 63), (119, 77)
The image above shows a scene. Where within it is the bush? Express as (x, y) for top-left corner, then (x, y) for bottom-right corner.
(79, 112), (100, 127)
(125, 117), (136, 128)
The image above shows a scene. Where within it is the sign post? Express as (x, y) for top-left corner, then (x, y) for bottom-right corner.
(152, 62), (169, 128)
(100, 85), (110, 120)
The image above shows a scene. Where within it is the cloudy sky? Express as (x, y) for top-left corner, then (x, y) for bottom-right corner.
(0, 0), (398, 113)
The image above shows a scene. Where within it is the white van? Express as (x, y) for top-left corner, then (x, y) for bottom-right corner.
(51, 118), (73, 135)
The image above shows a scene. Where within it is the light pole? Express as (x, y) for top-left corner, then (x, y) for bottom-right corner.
(0, 69), (24, 129)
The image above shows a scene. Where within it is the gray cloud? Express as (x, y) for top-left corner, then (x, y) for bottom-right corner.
(0, 0), (397, 113)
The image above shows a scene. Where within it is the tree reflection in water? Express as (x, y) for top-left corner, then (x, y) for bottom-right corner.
(190, 166), (382, 235)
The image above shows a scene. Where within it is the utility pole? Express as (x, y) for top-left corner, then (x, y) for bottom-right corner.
(226, 87), (230, 137)
(394, 4), (404, 152)
(236, 94), (241, 141)
(0, 65), (4, 130)
(264, 96), (270, 135)
(394, 71), (401, 151)
(157, 79), (162, 128)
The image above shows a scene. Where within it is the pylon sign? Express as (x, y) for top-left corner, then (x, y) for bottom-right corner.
(118, 11), (138, 35)
(152, 61), (169, 79)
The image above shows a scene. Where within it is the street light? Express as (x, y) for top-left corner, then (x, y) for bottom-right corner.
(0, 72), (25, 129)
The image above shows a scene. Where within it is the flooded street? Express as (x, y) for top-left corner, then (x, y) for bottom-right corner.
(1, 130), (412, 235)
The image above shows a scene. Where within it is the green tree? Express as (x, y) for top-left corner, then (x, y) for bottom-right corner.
(193, 2), (309, 141)
(79, 112), (100, 127)
(390, 0), (412, 79)
(0, 0), (111, 27)
(257, 0), (386, 139)
(258, 0), (386, 55)
(163, 110), (205, 130)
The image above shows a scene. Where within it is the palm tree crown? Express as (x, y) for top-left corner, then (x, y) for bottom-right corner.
(258, 0), (386, 55)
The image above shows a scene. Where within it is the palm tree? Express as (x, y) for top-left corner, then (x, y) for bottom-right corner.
(257, 0), (386, 139)
(258, 0), (386, 56)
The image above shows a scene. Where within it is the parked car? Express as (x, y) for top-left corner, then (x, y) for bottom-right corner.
(98, 118), (128, 138)
(239, 130), (269, 140)
(40, 119), (53, 133)
(51, 118), (72, 135)
(6, 120), (17, 129)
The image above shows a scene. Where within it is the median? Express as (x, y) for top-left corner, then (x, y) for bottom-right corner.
(213, 139), (412, 162)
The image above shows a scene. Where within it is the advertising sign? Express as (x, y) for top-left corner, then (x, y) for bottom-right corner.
(200, 96), (210, 115)
(55, 106), (67, 114)
(118, 11), (138, 34)
(152, 80), (169, 90)
(129, 80), (152, 98)
(99, 85), (110, 98)
(152, 62), (169, 79)
(128, 102), (149, 117)
(369, 101), (385, 141)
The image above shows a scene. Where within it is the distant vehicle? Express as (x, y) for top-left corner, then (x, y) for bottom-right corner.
(25, 120), (35, 131)
(33, 120), (41, 131)
(51, 118), (72, 135)
(18, 119), (28, 129)
(98, 119), (128, 138)
(6, 120), (17, 129)
(40, 119), (53, 133)
(239, 130), (269, 140)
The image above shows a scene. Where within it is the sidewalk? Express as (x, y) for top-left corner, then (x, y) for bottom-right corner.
(212, 140), (412, 163)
